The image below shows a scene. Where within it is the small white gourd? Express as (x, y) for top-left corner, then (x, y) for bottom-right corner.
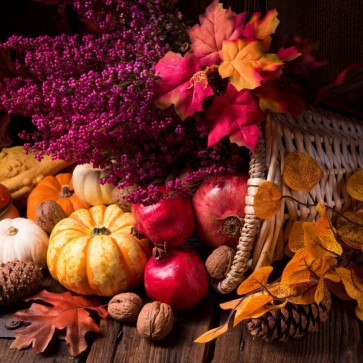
(0, 218), (49, 268)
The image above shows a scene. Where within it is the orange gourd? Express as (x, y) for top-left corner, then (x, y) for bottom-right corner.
(47, 204), (151, 296)
(27, 173), (89, 221)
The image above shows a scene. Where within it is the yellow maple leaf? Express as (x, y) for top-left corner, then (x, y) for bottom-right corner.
(282, 152), (323, 192)
(346, 169), (363, 202)
(253, 181), (282, 219)
(218, 38), (283, 91)
(248, 9), (280, 51)
(237, 265), (273, 295)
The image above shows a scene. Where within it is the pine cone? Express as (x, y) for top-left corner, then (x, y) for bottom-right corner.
(0, 260), (43, 306)
(247, 292), (332, 342)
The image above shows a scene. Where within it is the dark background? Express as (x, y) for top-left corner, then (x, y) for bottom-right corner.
(0, 0), (362, 116)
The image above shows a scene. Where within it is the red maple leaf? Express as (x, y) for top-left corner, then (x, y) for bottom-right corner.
(10, 290), (108, 357)
(204, 83), (264, 150)
(154, 51), (214, 120)
(188, 0), (246, 67)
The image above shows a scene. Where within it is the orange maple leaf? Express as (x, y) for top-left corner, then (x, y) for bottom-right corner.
(10, 290), (108, 357)
(218, 38), (283, 91)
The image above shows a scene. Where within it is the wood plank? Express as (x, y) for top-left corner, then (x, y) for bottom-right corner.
(112, 291), (218, 363)
(211, 299), (362, 363)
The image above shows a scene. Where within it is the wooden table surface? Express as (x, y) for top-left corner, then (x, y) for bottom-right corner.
(0, 272), (362, 363)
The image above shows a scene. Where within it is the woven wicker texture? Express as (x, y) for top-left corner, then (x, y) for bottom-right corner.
(213, 106), (363, 294)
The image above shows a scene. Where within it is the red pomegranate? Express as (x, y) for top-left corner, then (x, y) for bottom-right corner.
(131, 186), (195, 248)
(144, 247), (209, 311)
(192, 173), (249, 248)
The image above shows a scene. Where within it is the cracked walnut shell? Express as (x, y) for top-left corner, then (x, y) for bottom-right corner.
(136, 301), (174, 341)
(108, 292), (143, 323)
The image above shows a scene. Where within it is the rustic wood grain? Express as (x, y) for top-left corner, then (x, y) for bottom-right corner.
(112, 291), (218, 363)
(212, 299), (363, 363)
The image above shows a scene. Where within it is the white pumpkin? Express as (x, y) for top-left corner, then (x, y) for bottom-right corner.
(72, 164), (114, 205)
(0, 217), (49, 268)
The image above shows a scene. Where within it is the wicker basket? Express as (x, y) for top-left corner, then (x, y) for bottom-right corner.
(213, 106), (363, 294)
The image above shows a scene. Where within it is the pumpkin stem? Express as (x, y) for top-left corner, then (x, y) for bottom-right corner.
(60, 184), (73, 198)
(6, 226), (18, 236)
(91, 226), (111, 236)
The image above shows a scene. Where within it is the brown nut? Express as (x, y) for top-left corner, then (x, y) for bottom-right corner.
(205, 245), (235, 280)
(111, 185), (136, 212)
(35, 200), (67, 234)
(136, 301), (174, 341)
(108, 292), (143, 323)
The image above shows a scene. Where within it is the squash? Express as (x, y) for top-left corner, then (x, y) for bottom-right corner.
(0, 146), (72, 207)
(0, 217), (49, 267)
(72, 164), (114, 205)
(47, 204), (151, 296)
(27, 173), (89, 221)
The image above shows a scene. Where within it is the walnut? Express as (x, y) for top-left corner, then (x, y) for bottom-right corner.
(136, 301), (174, 341)
(205, 245), (235, 280)
(108, 292), (143, 323)
(35, 200), (67, 234)
(111, 185), (136, 212)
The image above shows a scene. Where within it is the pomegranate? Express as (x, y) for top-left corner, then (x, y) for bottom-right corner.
(131, 186), (195, 248)
(192, 173), (249, 248)
(144, 247), (209, 311)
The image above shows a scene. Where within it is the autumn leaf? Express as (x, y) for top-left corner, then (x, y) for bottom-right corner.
(194, 323), (229, 343)
(233, 293), (274, 326)
(253, 181), (282, 219)
(237, 265), (273, 295)
(288, 221), (306, 252)
(269, 280), (317, 305)
(10, 290), (108, 357)
(335, 267), (363, 321)
(154, 51), (214, 120)
(336, 209), (363, 250)
(218, 38), (283, 91)
(346, 170), (363, 202)
(188, 0), (246, 67)
(204, 82), (264, 150)
(242, 9), (280, 51)
(282, 152), (323, 192)
(280, 249), (312, 285)
(254, 79), (305, 116)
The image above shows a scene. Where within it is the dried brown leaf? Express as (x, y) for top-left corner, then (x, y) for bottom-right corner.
(346, 170), (363, 201)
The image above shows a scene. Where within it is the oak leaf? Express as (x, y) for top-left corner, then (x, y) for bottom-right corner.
(282, 152), (323, 192)
(204, 82), (264, 150)
(346, 170), (363, 202)
(218, 38), (283, 91)
(253, 181), (282, 219)
(10, 290), (108, 357)
(188, 0), (246, 67)
(154, 51), (214, 120)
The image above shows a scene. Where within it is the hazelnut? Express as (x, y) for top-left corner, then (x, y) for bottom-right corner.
(205, 245), (235, 280)
(35, 200), (67, 234)
(108, 292), (143, 323)
(136, 301), (174, 341)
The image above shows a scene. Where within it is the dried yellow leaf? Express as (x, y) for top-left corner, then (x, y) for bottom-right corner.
(280, 249), (311, 285)
(237, 266), (273, 295)
(194, 324), (228, 343)
(346, 170), (363, 201)
(253, 181), (281, 219)
(288, 221), (305, 252)
(336, 209), (363, 250)
(282, 152), (323, 192)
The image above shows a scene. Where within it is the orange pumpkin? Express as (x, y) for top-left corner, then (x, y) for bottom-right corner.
(47, 204), (151, 296)
(27, 173), (89, 221)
